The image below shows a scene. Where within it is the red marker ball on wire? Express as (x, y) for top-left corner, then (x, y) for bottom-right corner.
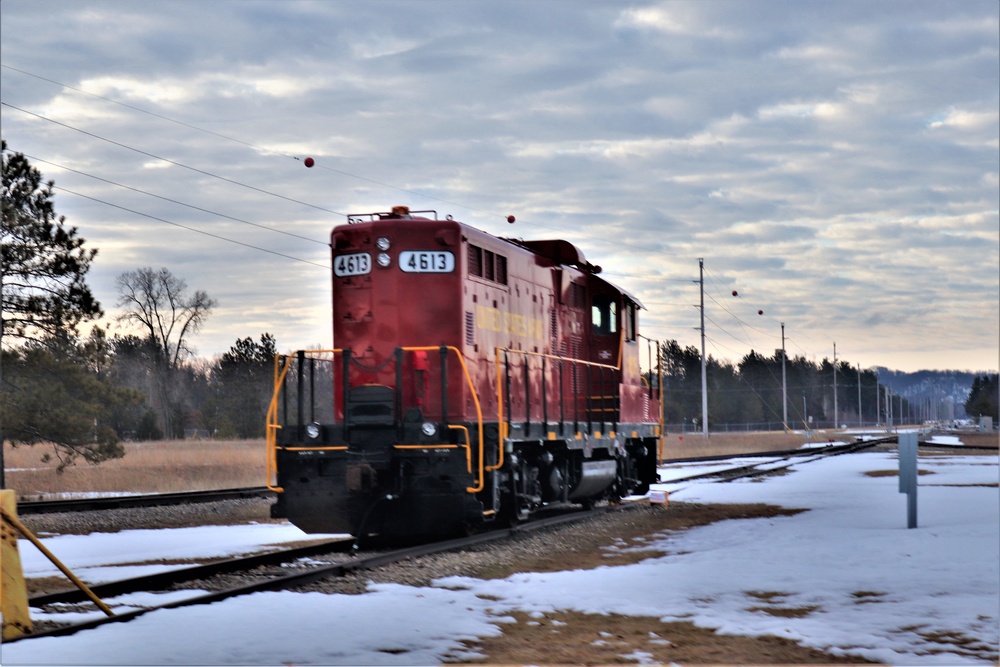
(304, 157), (315, 168)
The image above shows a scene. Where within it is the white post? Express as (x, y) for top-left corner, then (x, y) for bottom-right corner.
(898, 432), (918, 528)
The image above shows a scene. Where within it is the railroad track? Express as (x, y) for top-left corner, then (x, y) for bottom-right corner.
(657, 438), (893, 487)
(17, 486), (273, 515)
(13, 505), (609, 642)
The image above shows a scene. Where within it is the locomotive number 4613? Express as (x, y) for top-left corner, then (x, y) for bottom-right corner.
(334, 253), (371, 277)
(400, 251), (454, 273)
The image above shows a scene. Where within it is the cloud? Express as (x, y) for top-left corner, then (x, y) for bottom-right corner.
(1, 0), (996, 373)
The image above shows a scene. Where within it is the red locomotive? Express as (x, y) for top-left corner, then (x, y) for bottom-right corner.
(267, 207), (662, 537)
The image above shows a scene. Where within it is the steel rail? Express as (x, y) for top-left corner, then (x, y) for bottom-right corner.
(660, 436), (908, 466)
(27, 537), (355, 607)
(659, 440), (880, 486)
(17, 486), (273, 515)
(12, 506), (615, 642)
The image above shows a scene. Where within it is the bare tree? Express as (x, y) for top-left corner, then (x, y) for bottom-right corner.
(115, 267), (217, 439)
(115, 267), (217, 369)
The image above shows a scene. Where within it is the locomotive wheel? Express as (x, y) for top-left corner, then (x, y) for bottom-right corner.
(500, 460), (531, 526)
(616, 456), (649, 498)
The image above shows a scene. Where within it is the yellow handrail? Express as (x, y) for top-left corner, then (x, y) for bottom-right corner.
(447, 425), (473, 473)
(400, 346), (485, 492)
(492, 347), (620, 472)
(265, 354), (295, 492)
(266, 347), (486, 494)
(266, 349), (344, 491)
(2, 504), (114, 620)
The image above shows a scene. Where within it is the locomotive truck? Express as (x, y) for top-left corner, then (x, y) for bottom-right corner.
(267, 207), (662, 538)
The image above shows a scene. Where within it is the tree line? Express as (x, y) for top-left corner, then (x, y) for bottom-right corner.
(656, 341), (897, 430)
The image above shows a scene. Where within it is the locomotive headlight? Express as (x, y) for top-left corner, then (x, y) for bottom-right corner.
(421, 422), (437, 437)
(305, 422), (321, 440)
(376, 236), (391, 251)
(377, 252), (391, 268)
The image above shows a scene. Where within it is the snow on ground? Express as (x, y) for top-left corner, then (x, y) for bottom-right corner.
(4, 451), (998, 666)
(927, 434), (965, 445)
(19, 523), (345, 584)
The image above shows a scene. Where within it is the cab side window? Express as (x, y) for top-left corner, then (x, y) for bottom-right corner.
(592, 294), (618, 335)
(625, 302), (636, 341)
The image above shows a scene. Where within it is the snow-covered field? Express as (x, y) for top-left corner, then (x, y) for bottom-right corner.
(5, 450), (998, 665)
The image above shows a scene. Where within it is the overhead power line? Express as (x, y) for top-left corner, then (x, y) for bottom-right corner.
(1, 101), (346, 216)
(1, 64), (505, 220)
(18, 152), (327, 246)
(51, 185), (331, 270)
(2, 64), (279, 156)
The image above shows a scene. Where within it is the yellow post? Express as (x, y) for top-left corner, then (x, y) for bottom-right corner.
(1, 490), (33, 640)
(1, 507), (114, 618)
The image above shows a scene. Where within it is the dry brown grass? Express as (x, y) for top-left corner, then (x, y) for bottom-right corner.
(4, 439), (267, 500)
(448, 609), (875, 665)
(660, 429), (847, 458)
(953, 432), (999, 449)
(663, 428), (999, 458)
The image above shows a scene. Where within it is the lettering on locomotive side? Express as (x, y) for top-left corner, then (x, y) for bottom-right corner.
(475, 304), (545, 340)
(624, 349), (641, 378)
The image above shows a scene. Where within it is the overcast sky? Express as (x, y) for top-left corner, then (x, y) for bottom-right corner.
(2, 0), (997, 373)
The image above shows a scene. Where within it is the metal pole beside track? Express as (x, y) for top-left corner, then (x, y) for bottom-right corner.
(899, 432), (918, 528)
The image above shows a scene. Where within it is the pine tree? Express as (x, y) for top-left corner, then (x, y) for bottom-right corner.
(1, 140), (102, 345)
(965, 374), (999, 421)
(1, 141), (106, 486)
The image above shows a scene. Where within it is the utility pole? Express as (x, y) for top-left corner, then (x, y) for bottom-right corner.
(857, 364), (863, 428)
(698, 258), (708, 436)
(781, 323), (788, 429)
(886, 385), (893, 429)
(833, 342), (838, 429)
